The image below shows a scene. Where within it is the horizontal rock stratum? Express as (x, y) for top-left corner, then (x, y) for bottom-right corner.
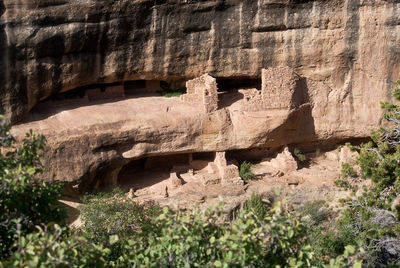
(3, 0), (400, 191)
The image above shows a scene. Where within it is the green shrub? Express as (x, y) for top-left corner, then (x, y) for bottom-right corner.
(2, 194), (359, 267)
(157, 85), (186, 98)
(117, 201), (318, 267)
(299, 200), (329, 227)
(294, 148), (307, 162)
(334, 179), (351, 189)
(163, 92), (183, 97)
(2, 224), (109, 267)
(79, 188), (161, 262)
(239, 161), (254, 183)
(341, 163), (357, 178)
(331, 82), (400, 266)
(0, 116), (66, 257)
(242, 192), (268, 220)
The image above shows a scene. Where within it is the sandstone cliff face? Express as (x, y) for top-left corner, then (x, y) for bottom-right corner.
(3, 0), (400, 191)
(1, 0), (400, 124)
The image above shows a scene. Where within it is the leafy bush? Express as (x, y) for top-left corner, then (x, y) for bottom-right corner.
(299, 200), (329, 227)
(2, 224), (109, 267)
(0, 116), (66, 256)
(294, 148), (306, 162)
(157, 84), (186, 98)
(116, 201), (319, 267)
(334, 179), (351, 189)
(163, 92), (183, 97)
(2, 188), (360, 267)
(239, 161), (254, 183)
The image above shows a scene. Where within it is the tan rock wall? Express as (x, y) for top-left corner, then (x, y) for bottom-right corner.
(4, 0), (400, 191)
(1, 0), (400, 129)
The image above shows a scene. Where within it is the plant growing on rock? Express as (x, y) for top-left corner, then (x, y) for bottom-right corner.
(242, 192), (269, 220)
(293, 148), (307, 162)
(239, 161), (254, 183)
(341, 163), (357, 178)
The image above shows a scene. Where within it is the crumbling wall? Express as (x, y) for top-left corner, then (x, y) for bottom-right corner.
(261, 67), (302, 109)
(181, 74), (218, 113)
(213, 151), (241, 184)
(181, 67), (303, 113)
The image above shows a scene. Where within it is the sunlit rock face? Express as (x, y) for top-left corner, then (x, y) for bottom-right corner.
(1, 0), (400, 124)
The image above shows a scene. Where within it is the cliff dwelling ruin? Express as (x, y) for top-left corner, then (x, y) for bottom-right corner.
(15, 66), (315, 196)
(11, 58), (375, 203)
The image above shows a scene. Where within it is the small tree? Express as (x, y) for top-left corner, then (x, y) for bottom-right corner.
(0, 116), (66, 256)
(335, 81), (400, 266)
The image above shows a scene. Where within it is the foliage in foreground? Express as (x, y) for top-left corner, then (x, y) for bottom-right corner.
(0, 116), (66, 257)
(118, 200), (362, 268)
(333, 82), (400, 266)
(2, 224), (108, 267)
(243, 192), (269, 219)
(78, 188), (161, 261)
(3, 193), (362, 267)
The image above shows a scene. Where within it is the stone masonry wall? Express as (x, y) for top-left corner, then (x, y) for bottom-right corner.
(181, 74), (218, 113)
(261, 67), (301, 109)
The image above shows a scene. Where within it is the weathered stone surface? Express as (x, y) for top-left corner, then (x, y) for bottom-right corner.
(181, 74), (218, 113)
(261, 67), (303, 109)
(339, 146), (359, 167)
(85, 85), (125, 101)
(253, 146), (298, 177)
(1, 0), (400, 129)
(3, 65), (359, 191)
